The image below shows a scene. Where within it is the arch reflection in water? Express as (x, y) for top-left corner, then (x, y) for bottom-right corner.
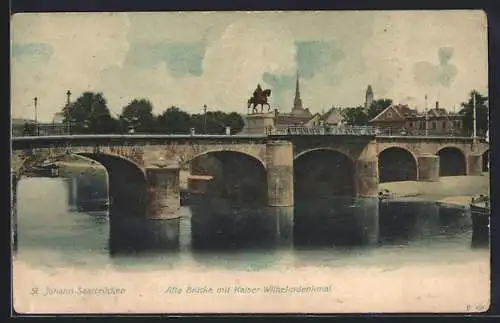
(379, 200), (441, 244)
(187, 150), (290, 250)
(14, 177), (487, 271)
(294, 197), (379, 247)
(293, 149), (379, 246)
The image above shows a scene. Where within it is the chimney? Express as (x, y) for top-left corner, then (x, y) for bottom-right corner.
(435, 101), (439, 110)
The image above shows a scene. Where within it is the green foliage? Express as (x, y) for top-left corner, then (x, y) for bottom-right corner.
(225, 112), (245, 134)
(341, 106), (369, 125)
(188, 111), (245, 134)
(56, 90), (485, 137)
(157, 106), (191, 134)
(120, 99), (157, 133)
(459, 90), (489, 136)
(63, 92), (117, 134)
(59, 94), (246, 135)
(367, 98), (393, 120)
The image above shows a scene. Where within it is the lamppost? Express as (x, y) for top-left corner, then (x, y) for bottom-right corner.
(424, 94), (428, 136)
(472, 92), (477, 139)
(33, 97), (39, 136)
(203, 104), (208, 134)
(65, 90), (72, 135)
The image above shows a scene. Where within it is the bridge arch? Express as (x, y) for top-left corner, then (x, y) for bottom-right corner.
(436, 146), (466, 176)
(74, 152), (148, 218)
(294, 148), (356, 199)
(188, 150), (268, 206)
(184, 149), (266, 171)
(378, 146), (418, 182)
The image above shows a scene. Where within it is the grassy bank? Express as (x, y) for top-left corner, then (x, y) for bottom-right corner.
(55, 159), (106, 178)
(379, 173), (490, 206)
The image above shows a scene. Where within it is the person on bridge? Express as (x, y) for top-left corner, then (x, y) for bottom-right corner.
(23, 122), (33, 136)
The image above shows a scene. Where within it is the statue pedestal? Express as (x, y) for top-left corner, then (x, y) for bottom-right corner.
(241, 113), (275, 135)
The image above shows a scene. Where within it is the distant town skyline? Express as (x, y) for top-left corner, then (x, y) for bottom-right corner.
(11, 11), (488, 122)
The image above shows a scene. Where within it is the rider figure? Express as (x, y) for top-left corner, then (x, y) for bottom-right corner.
(253, 84), (263, 103)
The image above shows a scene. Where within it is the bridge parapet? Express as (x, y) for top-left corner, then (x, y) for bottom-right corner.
(269, 125), (377, 136)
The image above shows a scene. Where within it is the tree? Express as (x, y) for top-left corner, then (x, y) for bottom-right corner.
(367, 98), (393, 120)
(224, 112), (245, 134)
(157, 106), (191, 134)
(341, 106), (369, 125)
(63, 92), (117, 134)
(459, 90), (488, 136)
(190, 111), (245, 134)
(120, 99), (157, 133)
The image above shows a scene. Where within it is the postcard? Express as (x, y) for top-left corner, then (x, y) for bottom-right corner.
(11, 10), (490, 314)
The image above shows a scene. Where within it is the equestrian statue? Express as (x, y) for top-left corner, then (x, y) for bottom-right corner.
(247, 84), (272, 114)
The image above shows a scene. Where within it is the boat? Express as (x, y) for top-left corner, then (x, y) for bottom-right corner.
(378, 189), (393, 202)
(28, 161), (60, 177)
(470, 194), (490, 246)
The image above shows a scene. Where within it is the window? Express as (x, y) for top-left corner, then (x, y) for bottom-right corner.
(442, 121), (446, 129)
(409, 122), (413, 128)
(431, 122), (436, 130)
(420, 122), (425, 130)
(387, 111), (393, 118)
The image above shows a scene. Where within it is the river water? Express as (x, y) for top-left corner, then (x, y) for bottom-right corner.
(14, 176), (489, 270)
(12, 176), (491, 313)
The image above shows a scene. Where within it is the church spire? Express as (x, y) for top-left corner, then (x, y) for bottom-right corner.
(293, 70), (303, 111)
(365, 85), (374, 109)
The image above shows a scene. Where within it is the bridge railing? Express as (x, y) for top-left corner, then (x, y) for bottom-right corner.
(11, 125), (481, 139)
(268, 125), (378, 136)
(375, 127), (470, 137)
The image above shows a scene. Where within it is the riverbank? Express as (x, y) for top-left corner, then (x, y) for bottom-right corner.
(54, 159), (106, 179)
(379, 173), (490, 206)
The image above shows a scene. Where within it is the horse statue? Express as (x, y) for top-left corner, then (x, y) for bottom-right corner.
(247, 84), (272, 114)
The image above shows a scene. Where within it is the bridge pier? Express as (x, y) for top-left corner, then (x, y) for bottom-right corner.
(417, 154), (439, 182)
(467, 153), (483, 176)
(144, 165), (181, 249)
(266, 141), (294, 244)
(67, 176), (78, 207)
(68, 176), (78, 207)
(354, 142), (379, 245)
(355, 160), (380, 245)
(355, 159), (379, 197)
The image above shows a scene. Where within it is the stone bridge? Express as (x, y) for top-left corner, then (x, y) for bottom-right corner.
(11, 134), (489, 249)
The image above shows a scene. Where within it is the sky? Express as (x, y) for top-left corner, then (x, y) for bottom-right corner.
(11, 10), (488, 122)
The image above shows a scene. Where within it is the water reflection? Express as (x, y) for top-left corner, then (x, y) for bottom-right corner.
(379, 200), (441, 244)
(294, 197), (379, 247)
(13, 177), (489, 270)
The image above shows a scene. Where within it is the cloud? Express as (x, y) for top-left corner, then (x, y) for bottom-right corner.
(413, 46), (458, 88)
(295, 40), (345, 79)
(125, 41), (205, 77)
(262, 72), (296, 110)
(12, 43), (53, 62)
(438, 46), (454, 65)
(10, 11), (488, 120)
(98, 16), (297, 115)
(11, 13), (131, 121)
